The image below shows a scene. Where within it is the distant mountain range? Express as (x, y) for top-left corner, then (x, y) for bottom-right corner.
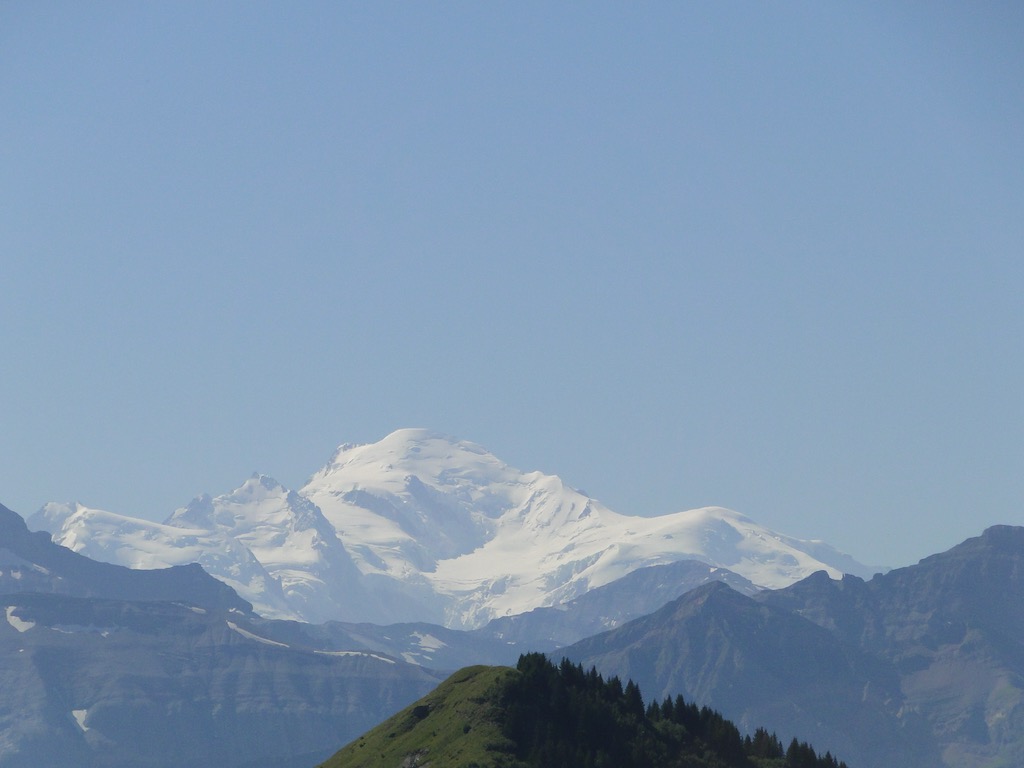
(0, 502), (444, 768)
(6, 477), (1024, 766)
(29, 428), (878, 628)
(560, 525), (1024, 768)
(1, 493), (767, 767)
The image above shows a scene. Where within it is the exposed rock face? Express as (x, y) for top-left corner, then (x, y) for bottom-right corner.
(759, 526), (1024, 768)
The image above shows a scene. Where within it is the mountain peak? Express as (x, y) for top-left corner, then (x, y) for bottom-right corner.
(910, 524), (1024, 569)
(0, 501), (30, 535)
(34, 430), (878, 628)
(384, 426), (458, 443)
(27, 501), (77, 534)
(977, 524), (1024, 549)
(234, 472), (288, 498)
(320, 428), (498, 476)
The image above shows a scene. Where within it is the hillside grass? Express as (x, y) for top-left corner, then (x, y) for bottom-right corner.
(316, 665), (527, 768)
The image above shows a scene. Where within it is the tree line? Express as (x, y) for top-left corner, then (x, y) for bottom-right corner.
(501, 653), (848, 768)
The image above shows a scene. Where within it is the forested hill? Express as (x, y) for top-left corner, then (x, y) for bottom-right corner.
(318, 653), (848, 768)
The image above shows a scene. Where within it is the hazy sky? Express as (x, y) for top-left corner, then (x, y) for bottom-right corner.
(2, 2), (1022, 569)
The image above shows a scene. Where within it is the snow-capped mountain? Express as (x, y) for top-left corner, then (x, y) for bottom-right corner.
(31, 475), (372, 623)
(30, 429), (878, 629)
(32, 495), (295, 618)
(163, 475), (373, 623)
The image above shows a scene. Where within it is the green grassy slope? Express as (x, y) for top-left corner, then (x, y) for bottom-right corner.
(316, 665), (526, 768)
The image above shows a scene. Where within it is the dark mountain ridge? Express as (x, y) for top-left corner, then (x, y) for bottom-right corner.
(0, 502), (248, 612)
(562, 580), (928, 767)
(562, 525), (1024, 768)
(478, 558), (758, 648)
(762, 525), (1024, 652)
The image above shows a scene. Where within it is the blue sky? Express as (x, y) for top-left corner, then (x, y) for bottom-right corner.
(2, 2), (1021, 568)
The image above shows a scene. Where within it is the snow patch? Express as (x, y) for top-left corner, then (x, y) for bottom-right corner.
(314, 650), (396, 664)
(52, 624), (115, 635)
(412, 632), (446, 651)
(225, 621), (289, 647)
(72, 709), (89, 732)
(5, 607), (34, 633)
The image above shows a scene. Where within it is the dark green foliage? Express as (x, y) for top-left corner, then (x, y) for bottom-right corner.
(502, 653), (848, 768)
